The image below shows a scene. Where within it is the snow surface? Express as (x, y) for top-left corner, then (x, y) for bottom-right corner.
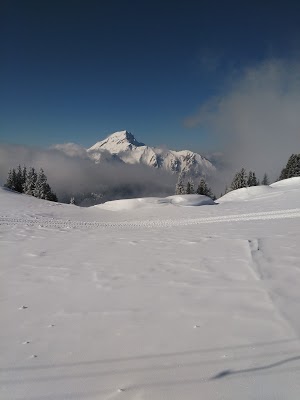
(96, 194), (215, 211)
(1, 179), (300, 399)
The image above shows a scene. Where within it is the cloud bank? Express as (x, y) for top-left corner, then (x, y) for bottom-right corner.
(0, 144), (176, 205)
(185, 59), (300, 184)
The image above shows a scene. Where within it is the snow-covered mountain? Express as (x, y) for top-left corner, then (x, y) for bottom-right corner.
(87, 130), (216, 177)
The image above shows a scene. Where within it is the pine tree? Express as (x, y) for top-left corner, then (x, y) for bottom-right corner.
(34, 169), (48, 199)
(247, 171), (258, 187)
(5, 169), (14, 190)
(22, 166), (27, 187)
(23, 167), (37, 196)
(11, 169), (18, 190)
(261, 173), (269, 185)
(247, 171), (253, 187)
(33, 168), (57, 201)
(47, 191), (58, 202)
(279, 154), (300, 180)
(14, 165), (24, 193)
(186, 180), (194, 194)
(175, 173), (185, 194)
(196, 178), (214, 198)
(230, 168), (247, 190)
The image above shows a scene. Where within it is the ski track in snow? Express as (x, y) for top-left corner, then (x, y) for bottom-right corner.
(1, 208), (300, 230)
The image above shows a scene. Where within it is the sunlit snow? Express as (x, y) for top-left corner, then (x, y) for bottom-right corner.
(1, 178), (300, 399)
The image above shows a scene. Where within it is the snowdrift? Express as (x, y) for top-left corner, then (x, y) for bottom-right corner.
(165, 194), (215, 206)
(270, 176), (300, 189)
(217, 186), (274, 202)
(95, 194), (215, 211)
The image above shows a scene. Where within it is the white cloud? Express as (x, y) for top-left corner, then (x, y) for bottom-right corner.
(0, 144), (176, 203)
(185, 59), (300, 182)
(51, 143), (88, 158)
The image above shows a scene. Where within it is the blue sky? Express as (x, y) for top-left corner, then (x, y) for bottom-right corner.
(1, 0), (300, 151)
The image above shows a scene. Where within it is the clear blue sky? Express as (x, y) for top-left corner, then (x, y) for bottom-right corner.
(1, 0), (299, 151)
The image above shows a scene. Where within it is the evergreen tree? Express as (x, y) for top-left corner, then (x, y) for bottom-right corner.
(196, 178), (214, 198)
(186, 180), (194, 194)
(11, 169), (18, 190)
(230, 168), (247, 190)
(247, 171), (253, 187)
(261, 173), (269, 185)
(175, 173), (185, 194)
(247, 171), (258, 187)
(22, 166), (27, 187)
(14, 165), (24, 193)
(34, 169), (48, 199)
(23, 167), (37, 196)
(45, 187), (58, 202)
(34, 168), (57, 201)
(5, 169), (12, 190)
(279, 154), (300, 180)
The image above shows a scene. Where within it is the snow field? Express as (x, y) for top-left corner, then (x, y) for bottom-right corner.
(1, 178), (300, 399)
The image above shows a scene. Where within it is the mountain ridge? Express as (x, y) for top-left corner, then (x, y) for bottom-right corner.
(87, 130), (216, 177)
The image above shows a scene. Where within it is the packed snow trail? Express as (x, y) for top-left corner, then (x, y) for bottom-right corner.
(1, 207), (300, 229)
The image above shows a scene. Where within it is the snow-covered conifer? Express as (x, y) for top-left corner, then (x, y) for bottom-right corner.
(175, 173), (185, 194)
(247, 171), (258, 187)
(196, 178), (214, 198)
(23, 167), (37, 196)
(34, 169), (48, 199)
(5, 169), (16, 190)
(261, 173), (269, 185)
(22, 166), (27, 187)
(186, 180), (194, 194)
(15, 165), (24, 193)
(230, 168), (247, 190)
(279, 154), (300, 180)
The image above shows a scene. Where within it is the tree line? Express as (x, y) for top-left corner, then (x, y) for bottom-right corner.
(224, 153), (300, 194)
(175, 174), (215, 199)
(4, 165), (57, 202)
(225, 168), (265, 193)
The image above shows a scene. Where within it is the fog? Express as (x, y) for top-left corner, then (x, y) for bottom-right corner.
(186, 59), (300, 187)
(0, 143), (176, 205)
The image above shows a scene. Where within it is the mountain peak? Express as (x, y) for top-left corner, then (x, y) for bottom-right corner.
(88, 130), (145, 153)
(108, 130), (145, 146)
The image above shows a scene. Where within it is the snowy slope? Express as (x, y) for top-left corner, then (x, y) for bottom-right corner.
(87, 130), (216, 177)
(218, 177), (300, 204)
(1, 179), (300, 400)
